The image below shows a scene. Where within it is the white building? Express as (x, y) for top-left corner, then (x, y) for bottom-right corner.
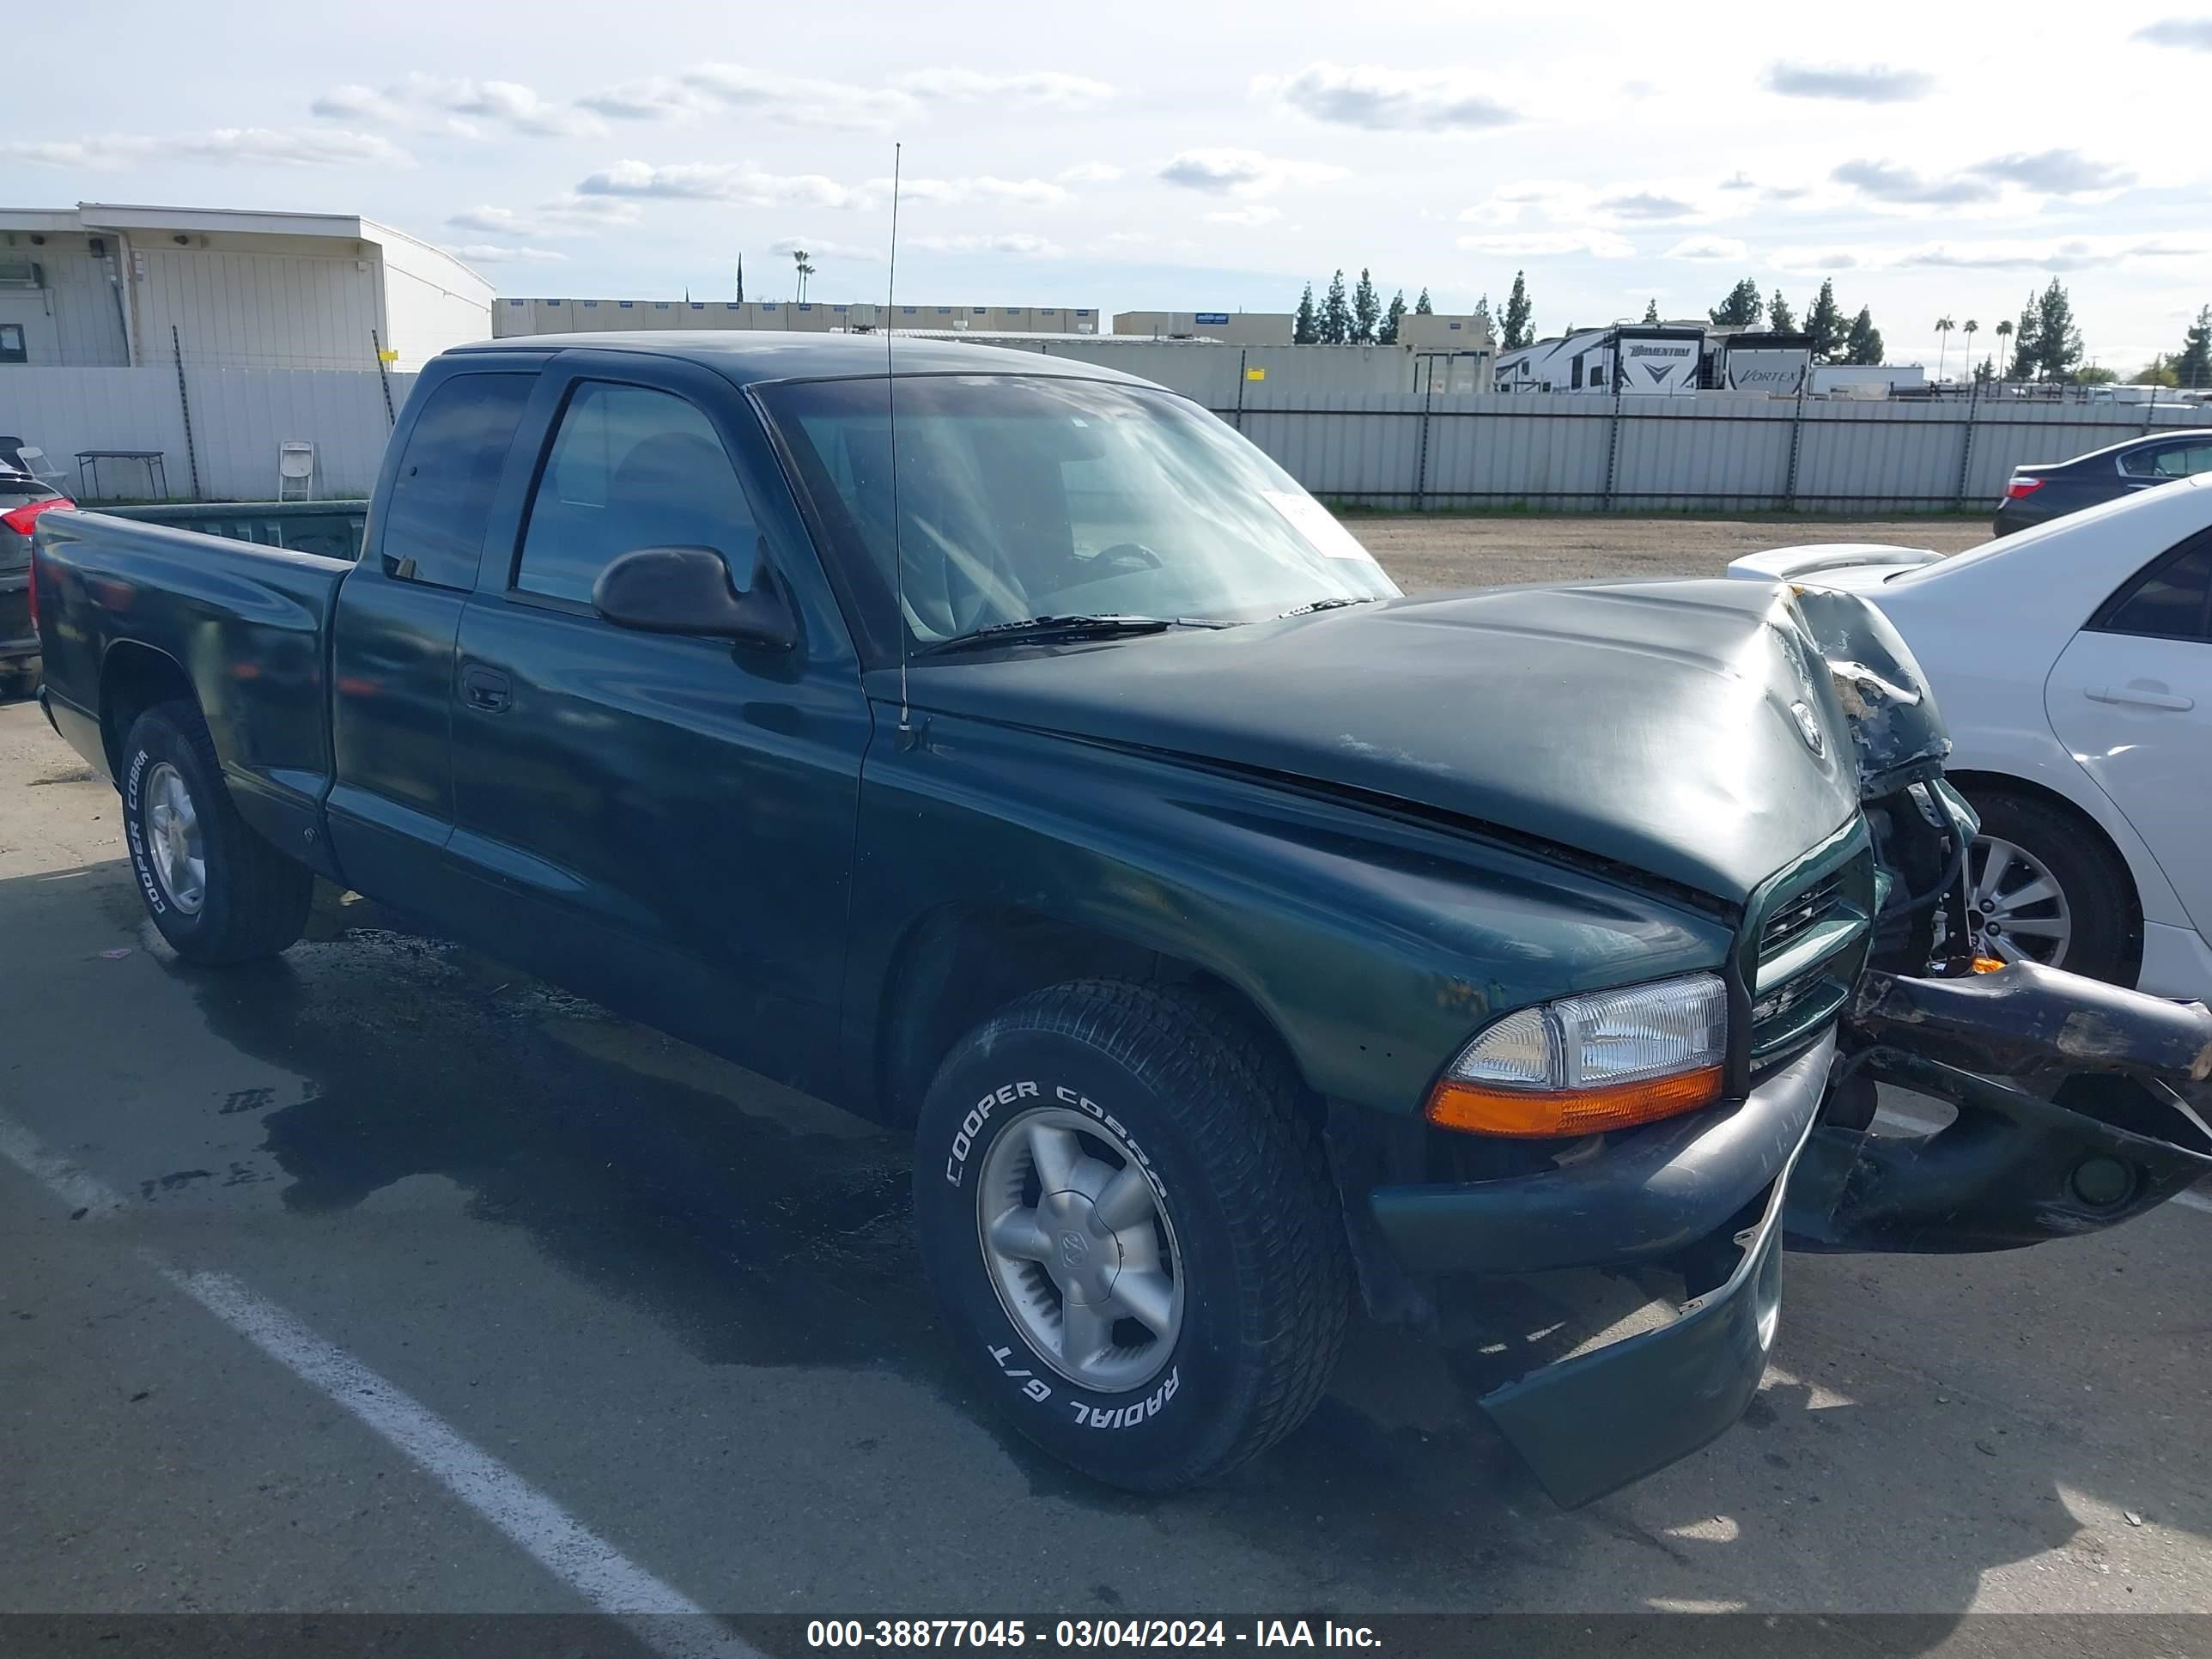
(492, 300), (1102, 337)
(0, 204), (492, 373)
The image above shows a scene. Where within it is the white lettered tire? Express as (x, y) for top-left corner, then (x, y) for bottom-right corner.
(912, 980), (1351, 1492)
(120, 700), (314, 964)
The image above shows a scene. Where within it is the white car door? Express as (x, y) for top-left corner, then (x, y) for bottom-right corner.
(2043, 531), (2212, 939)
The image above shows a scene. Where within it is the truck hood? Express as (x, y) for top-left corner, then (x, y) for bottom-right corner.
(900, 580), (1864, 906)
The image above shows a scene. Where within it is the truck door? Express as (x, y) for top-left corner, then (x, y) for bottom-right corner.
(446, 356), (871, 1097)
(326, 367), (535, 907)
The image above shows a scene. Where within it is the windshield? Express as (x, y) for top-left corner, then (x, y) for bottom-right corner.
(757, 374), (1399, 657)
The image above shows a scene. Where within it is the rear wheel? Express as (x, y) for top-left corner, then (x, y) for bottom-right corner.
(913, 980), (1351, 1492)
(1957, 786), (2134, 984)
(120, 700), (313, 964)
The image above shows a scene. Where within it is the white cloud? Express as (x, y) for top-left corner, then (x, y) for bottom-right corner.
(1058, 161), (1123, 185)
(1158, 148), (1347, 197)
(1893, 234), (2208, 272)
(897, 175), (1071, 210)
(1662, 235), (1747, 261)
(1969, 149), (2134, 195)
(313, 74), (603, 137)
(1, 128), (411, 167)
(1456, 230), (1634, 259)
(1598, 191), (1700, 222)
(536, 193), (641, 228)
(1764, 62), (1933, 102)
(449, 204), (532, 234)
(1261, 62), (1517, 131)
(418, 76), (604, 137)
(1832, 158), (2001, 208)
(908, 233), (1066, 257)
(1771, 234), (2209, 274)
(1462, 178), (1733, 231)
(672, 65), (913, 130)
(1768, 246), (1868, 271)
(575, 76), (705, 121)
(1206, 204), (1283, 227)
(447, 198), (637, 238)
(447, 243), (568, 264)
(309, 83), (406, 124)
(574, 161), (1065, 214)
(578, 159), (864, 208)
(768, 236), (884, 263)
(893, 69), (1115, 108)
(2134, 17), (2212, 49)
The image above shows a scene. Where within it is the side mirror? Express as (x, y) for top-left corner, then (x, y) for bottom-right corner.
(592, 541), (796, 651)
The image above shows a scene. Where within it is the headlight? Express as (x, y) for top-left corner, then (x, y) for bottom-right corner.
(1425, 971), (1729, 1138)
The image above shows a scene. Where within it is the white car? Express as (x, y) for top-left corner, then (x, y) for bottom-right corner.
(1729, 474), (2212, 1002)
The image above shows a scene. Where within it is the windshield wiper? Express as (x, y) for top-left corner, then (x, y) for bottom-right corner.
(1277, 596), (1382, 618)
(915, 615), (1219, 657)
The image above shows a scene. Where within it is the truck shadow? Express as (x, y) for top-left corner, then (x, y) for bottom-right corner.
(19, 866), (2197, 1620)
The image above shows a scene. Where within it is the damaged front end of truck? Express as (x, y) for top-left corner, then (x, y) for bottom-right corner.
(1776, 581), (2212, 1254)
(1439, 579), (2212, 1509)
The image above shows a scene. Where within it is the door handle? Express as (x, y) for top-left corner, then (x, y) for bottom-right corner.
(460, 663), (512, 712)
(2087, 684), (2194, 711)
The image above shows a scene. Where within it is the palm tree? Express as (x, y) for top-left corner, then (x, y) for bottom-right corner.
(791, 248), (817, 302)
(1995, 319), (2014, 380)
(1962, 319), (1979, 381)
(1934, 315), (1956, 381)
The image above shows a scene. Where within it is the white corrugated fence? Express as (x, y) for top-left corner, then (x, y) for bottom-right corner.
(2, 362), (2203, 511)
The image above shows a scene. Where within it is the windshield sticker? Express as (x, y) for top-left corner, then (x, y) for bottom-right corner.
(1261, 490), (1380, 562)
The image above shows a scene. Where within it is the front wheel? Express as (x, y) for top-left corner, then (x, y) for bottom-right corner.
(1957, 786), (2135, 985)
(913, 980), (1351, 1492)
(121, 700), (313, 964)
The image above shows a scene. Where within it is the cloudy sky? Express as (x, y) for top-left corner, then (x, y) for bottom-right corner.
(10, 1), (2211, 371)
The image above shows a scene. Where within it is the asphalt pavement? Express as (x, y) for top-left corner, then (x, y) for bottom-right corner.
(3, 696), (2208, 1635)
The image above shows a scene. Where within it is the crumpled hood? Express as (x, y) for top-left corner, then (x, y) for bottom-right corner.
(904, 579), (1863, 905)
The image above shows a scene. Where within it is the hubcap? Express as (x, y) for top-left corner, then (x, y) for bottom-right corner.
(975, 1107), (1184, 1392)
(1966, 835), (2070, 968)
(143, 762), (207, 915)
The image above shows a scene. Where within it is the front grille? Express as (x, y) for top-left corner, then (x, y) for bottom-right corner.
(1747, 841), (1875, 1071)
(1759, 872), (1843, 957)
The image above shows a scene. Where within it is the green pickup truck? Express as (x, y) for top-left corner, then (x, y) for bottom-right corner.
(27, 335), (2212, 1506)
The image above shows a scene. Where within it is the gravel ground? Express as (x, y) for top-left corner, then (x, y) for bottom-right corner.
(1345, 513), (1994, 592)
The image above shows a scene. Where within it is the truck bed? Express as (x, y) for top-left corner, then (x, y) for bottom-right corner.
(32, 507), (356, 865)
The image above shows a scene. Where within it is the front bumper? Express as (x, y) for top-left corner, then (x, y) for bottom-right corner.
(1369, 958), (2212, 1509)
(1477, 1035), (1831, 1507)
(1360, 1035), (1834, 1508)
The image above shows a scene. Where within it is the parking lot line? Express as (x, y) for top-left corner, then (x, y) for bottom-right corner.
(0, 1110), (759, 1658)
(0, 1114), (129, 1218)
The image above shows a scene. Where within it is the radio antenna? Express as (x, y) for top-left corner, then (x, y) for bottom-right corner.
(886, 141), (911, 738)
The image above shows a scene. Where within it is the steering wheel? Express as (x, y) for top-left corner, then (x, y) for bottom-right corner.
(1089, 542), (1164, 572)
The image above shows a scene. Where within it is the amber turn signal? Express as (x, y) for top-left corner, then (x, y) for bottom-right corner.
(1425, 1065), (1725, 1139)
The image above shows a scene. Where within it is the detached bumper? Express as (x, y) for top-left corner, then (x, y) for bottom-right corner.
(1786, 962), (2212, 1253)
(1367, 959), (2212, 1509)
(1367, 1036), (1837, 1509)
